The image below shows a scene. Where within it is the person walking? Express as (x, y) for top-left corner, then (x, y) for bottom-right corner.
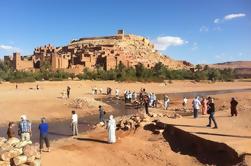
(230, 97), (238, 116)
(98, 105), (105, 122)
(67, 86), (71, 99)
(7, 122), (15, 139)
(71, 111), (78, 136)
(206, 97), (218, 129)
(164, 95), (170, 110)
(201, 97), (208, 115)
(38, 117), (50, 152)
(107, 115), (116, 144)
(18, 115), (32, 141)
(192, 96), (201, 118)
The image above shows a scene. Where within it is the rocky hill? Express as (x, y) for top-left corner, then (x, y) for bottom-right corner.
(4, 30), (193, 74)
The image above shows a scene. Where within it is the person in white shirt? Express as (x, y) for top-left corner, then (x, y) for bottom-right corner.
(71, 111), (78, 136)
(164, 95), (170, 110)
(192, 96), (201, 118)
(115, 88), (119, 98)
(183, 97), (188, 111)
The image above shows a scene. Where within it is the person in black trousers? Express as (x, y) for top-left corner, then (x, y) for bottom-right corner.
(144, 94), (150, 115)
(206, 97), (218, 129)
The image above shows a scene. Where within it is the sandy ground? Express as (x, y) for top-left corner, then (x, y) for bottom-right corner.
(0, 80), (250, 123)
(41, 128), (202, 166)
(0, 80), (251, 165)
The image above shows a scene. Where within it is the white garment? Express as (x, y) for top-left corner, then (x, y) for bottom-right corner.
(192, 98), (201, 109)
(72, 114), (78, 123)
(115, 89), (119, 96)
(183, 98), (188, 104)
(108, 117), (116, 143)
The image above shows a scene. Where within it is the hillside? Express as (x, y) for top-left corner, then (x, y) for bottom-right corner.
(209, 61), (251, 69)
(209, 61), (251, 78)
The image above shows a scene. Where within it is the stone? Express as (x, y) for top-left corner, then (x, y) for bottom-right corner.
(13, 155), (28, 165)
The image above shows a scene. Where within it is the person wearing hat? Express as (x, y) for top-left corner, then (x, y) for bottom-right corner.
(206, 97), (218, 129)
(18, 115), (32, 141)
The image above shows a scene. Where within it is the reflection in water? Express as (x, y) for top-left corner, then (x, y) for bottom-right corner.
(1, 88), (250, 143)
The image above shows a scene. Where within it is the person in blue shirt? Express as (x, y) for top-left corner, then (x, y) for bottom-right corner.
(38, 117), (50, 152)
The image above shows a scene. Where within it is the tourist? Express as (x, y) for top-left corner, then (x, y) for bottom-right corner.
(98, 105), (105, 122)
(71, 111), (78, 136)
(201, 97), (208, 115)
(164, 95), (170, 110)
(183, 97), (188, 111)
(124, 90), (128, 103)
(128, 91), (133, 103)
(18, 115), (32, 141)
(230, 97), (238, 116)
(153, 93), (157, 108)
(132, 91), (137, 101)
(67, 86), (71, 98)
(36, 84), (40, 90)
(107, 115), (116, 144)
(115, 88), (119, 98)
(7, 122), (15, 139)
(149, 93), (154, 107)
(192, 96), (201, 118)
(16, 84), (18, 89)
(39, 117), (50, 152)
(143, 93), (150, 115)
(99, 88), (103, 94)
(206, 97), (218, 129)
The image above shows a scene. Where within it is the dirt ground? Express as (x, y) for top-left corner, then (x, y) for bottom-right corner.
(0, 80), (251, 165)
(41, 128), (202, 166)
(0, 80), (250, 123)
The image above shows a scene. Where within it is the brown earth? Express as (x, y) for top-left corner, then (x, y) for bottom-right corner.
(0, 80), (251, 165)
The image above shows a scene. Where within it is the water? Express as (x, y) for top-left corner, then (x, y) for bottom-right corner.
(1, 88), (251, 143)
(157, 88), (251, 99)
(0, 97), (141, 143)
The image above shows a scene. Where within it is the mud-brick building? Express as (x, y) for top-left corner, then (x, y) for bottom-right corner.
(4, 30), (192, 74)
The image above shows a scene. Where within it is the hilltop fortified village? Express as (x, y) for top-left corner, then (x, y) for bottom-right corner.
(4, 30), (192, 74)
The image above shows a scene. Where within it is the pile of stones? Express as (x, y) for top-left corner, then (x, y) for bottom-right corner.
(0, 137), (40, 166)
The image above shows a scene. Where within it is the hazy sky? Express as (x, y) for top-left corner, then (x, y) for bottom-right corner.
(0, 0), (250, 64)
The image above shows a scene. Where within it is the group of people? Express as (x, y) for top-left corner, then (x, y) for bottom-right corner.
(7, 115), (50, 152)
(192, 96), (239, 129)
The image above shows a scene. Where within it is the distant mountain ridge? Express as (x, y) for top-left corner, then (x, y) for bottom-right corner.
(208, 61), (251, 78)
(209, 61), (251, 69)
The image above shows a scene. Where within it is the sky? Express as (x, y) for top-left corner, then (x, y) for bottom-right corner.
(0, 0), (250, 64)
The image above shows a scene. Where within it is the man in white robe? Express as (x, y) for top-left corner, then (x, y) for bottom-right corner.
(107, 115), (116, 144)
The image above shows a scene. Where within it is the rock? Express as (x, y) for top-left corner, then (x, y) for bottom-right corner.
(15, 141), (32, 149)
(96, 122), (105, 128)
(28, 159), (41, 166)
(0, 148), (23, 161)
(0, 138), (7, 147)
(174, 113), (182, 119)
(27, 156), (36, 163)
(6, 138), (20, 146)
(0, 160), (10, 166)
(23, 145), (38, 157)
(0, 144), (12, 152)
(13, 155), (28, 165)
